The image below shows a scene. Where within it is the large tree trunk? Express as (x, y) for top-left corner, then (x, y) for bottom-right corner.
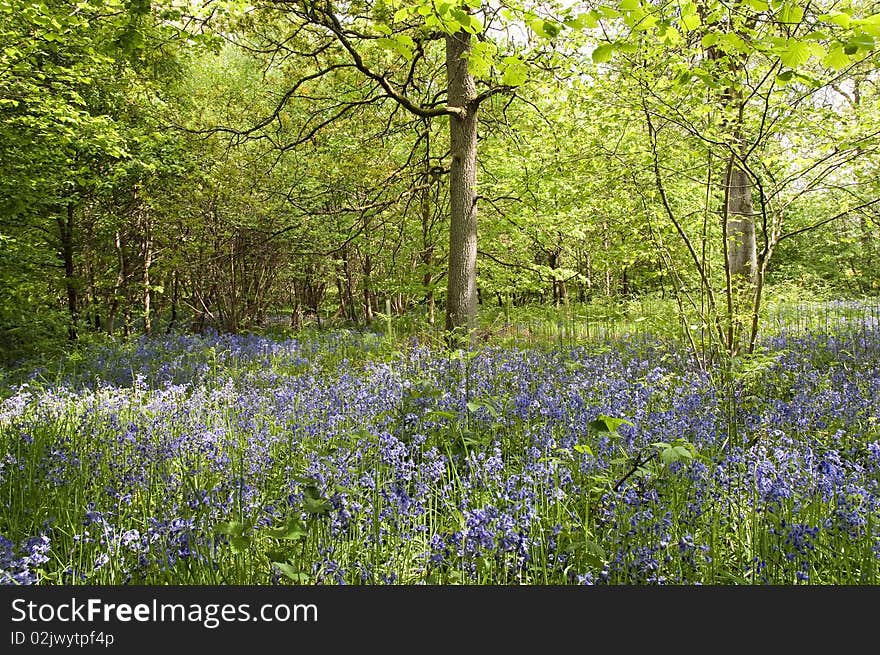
(444, 30), (478, 334)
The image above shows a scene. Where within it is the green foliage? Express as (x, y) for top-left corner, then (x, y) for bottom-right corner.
(1, 0), (879, 357)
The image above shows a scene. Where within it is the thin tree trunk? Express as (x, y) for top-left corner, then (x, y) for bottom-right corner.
(141, 207), (153, 336)
(421, 140), (436, 326)
(106, 230), (126, 335)
(56, 202), (78, 341)
(725, 163), (757, 282)
(363, 253), (374, 324)
(343, 246), (357, 324)
(444, 30), (478, 335)
(168, 271), (179, 333)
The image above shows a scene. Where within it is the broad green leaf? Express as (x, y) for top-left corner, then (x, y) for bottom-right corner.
(215, 520), (248, 536)
(701, 33), (719, 48)
(589, 414), (634, 433)
(542, 20), (561, 38)
(303, 496), (332, 516)
(846, 33), (875, 52)
(428, 410), (457, 420)
(620, 0), (639, 11)
(776, 70), (794, 84)
(467, 41), (496, 78)
(565, 12), (599, 29)
(377, 36), (397, 51)
(673, 445), (694, 460)
(662, 26), (682, 45)
(806, 42), (826, 60)
(501, 56), (528, 86)
(828, 11), (851, 28)
(377, 35), (414, 59)
(634, 14), (658, 31)
(623, 7), (645, 27)
(273, 561), (310, 582)
(229, 535), (251, 554)
(822, 46), (849, 70)
(718, 33), (747, 54)
(779, 4), (804, 25)
(779, 40), (811, 68)
(746, 0), (768, 10)
(451, 9), (481, 34)
(680, 13), (701, 32)
(857, 14), (880, 37)
(592, 43), (614, 62)
(266, 518), (308, 541)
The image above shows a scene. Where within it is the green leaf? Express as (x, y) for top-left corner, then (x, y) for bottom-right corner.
(775, 70), (794, 84)
(501, 56), (528, 86)
(574, 443), (594, 456)
(673, 445), (694, 460)
(821, 46), (850, 70)
(273, 561), (310, 582)
(856, 13), (880, 37)
(619, 0), (639, 10)
(806, 42), (826, 61)
(266, 518), (308, 541)
(718, 33), (747, 54)
(303, 496), (332, 516)
(377, 36), (397, 51)
(589, 414), (634, 433)
(565, 12), (598, 29)
(229, 535), (251, 554)
(542, 20), (561, 38)
(846, 33), (875, 52)
(828, 11), (851, 28)
(376, 35), (414, 59)
(466, 400), (481, 413)
(592, 43), (614, 63)
(215, 520), (249, 537)
(680, 13), (701, 32)
(779, 40), (811, 68)
(467, 41), (495, 78)
(746, 0), (768, 10)
(779, 3), (804, 25)
(583, 539), (607, 567)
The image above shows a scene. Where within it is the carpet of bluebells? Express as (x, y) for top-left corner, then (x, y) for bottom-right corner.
(1, 319), (879, 585)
